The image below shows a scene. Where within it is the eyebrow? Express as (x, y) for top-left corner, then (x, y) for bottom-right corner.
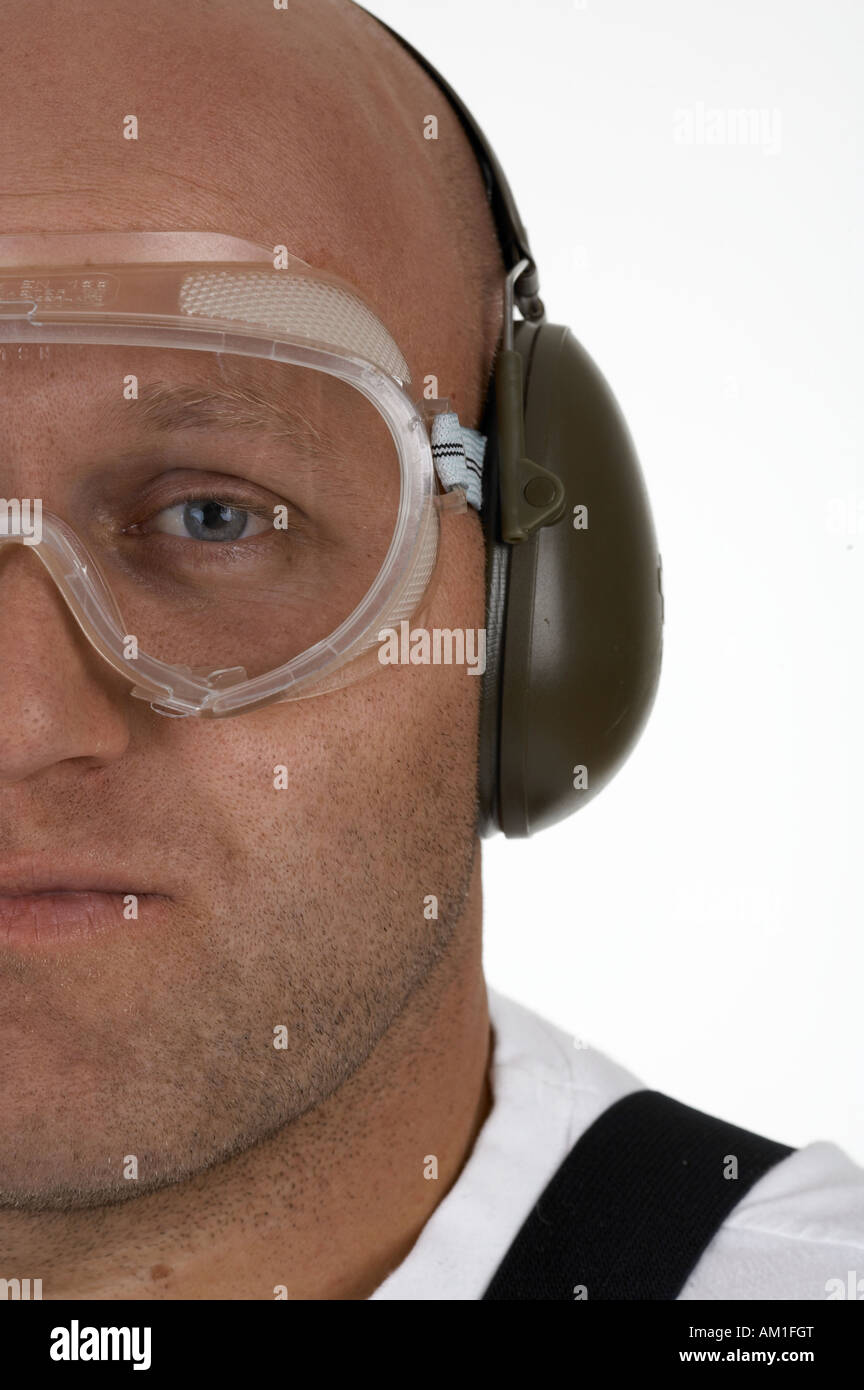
(132, 381), (332, 458)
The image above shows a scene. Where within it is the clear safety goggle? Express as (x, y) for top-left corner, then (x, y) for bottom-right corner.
(0, 232), (485, 717)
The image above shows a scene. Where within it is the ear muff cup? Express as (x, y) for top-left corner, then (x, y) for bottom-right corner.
(478, 320), (664, 837)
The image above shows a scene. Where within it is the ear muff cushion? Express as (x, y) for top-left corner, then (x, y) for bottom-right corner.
(476, 349), (517, 839)
(480, 321), (664, 837)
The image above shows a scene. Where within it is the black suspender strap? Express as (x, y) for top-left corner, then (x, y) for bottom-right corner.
(482, 1089), (795, 1300)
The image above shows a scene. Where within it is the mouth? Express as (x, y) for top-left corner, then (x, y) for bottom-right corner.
(0, 859), (171, 951)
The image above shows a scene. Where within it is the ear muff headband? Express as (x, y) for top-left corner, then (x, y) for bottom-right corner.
(363, 9), (665, 837)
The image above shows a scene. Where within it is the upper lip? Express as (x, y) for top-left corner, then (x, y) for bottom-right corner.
(0, 855), (157, 897)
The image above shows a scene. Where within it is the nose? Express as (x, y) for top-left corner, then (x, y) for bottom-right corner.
(0, 541), (131, 783)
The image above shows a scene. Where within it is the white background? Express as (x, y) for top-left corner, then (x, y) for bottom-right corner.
(364, 0), (863, 1161)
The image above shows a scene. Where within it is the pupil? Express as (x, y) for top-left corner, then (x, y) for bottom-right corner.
(184, 500), (247, 542)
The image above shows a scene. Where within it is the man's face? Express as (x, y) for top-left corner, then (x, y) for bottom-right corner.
(0, 0), (491, 1208)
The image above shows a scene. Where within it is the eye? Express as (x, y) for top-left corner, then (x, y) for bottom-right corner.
(149, 499), (273, 543)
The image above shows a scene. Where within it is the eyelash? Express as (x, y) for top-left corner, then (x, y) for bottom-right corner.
(125, 490), (281, 540)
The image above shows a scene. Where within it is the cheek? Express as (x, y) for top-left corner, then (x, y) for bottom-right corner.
(376, 509), (487, 787)
(153, 508), (486, 864)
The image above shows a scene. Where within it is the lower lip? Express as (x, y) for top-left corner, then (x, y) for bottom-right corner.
(0, 891), (165, 950)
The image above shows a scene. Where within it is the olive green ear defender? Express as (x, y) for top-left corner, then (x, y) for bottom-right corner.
(476, 321), (664, 836)
(367, 11), (665, 837)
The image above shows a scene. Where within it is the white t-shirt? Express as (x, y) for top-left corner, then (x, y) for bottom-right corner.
(370, 990), (864, 1300)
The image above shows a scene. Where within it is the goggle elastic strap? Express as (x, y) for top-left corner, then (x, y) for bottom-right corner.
(430, 412), (485, 511)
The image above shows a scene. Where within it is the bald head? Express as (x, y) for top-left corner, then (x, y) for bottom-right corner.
(0, 0), (503, 425)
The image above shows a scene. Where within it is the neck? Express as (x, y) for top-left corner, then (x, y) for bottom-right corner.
(0, 859), (490, 1300)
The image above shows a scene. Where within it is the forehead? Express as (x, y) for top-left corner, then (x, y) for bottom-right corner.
(0, 0), (437, 388)
(2, 336), (388, 440)
(0, 343), (356, 412)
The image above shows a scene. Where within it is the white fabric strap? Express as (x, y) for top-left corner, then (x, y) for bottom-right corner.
(430, 412), (485, 511)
